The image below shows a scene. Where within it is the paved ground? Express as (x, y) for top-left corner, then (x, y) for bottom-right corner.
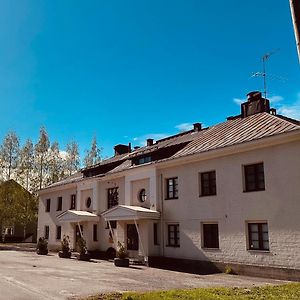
(0, 251), (289, 300)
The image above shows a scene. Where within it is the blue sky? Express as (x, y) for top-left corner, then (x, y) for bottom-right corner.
(0, 0), (299, 159)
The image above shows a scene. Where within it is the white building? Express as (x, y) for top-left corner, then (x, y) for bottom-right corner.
(37, 92), (300, 280)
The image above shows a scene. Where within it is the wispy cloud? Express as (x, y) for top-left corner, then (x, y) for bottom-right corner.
(175, 123), (194, 132)
(276, 93), (300, 120)
(132, 133), (169, 146)
(233, 98), (245, 105)
(268, 95), (284, 103)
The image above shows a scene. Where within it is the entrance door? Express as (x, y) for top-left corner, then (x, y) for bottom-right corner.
(127, 224), (138, 251)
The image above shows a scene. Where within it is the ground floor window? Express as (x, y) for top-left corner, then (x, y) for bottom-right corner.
(153, 223), (159, 245)
(167, 224), (180, 247)
(56, 226), (61, 240)
(93, 224), (98, 242)
(202, 223), (219, 248)
(44, 225), (49, 240)
(248, 222), (269, 251)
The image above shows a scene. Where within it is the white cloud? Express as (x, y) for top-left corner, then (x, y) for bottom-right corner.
(275, 93), (300, 120)
(132, 133), (169, 146)
(268, 95), (284, 103)
(175, 123), (194, 132)
(233, 98), (245, 105)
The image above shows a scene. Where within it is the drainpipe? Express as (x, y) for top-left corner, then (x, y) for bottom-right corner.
(160, 174), (165, 257)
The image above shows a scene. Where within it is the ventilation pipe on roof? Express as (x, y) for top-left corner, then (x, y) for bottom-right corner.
(193, 123), (202, 132)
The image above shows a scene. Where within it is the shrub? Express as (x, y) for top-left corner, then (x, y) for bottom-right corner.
(224, 265), (235, 275)
(61, 235), (70, 253)
(37, 237), (48, 255)
(76, 237), (87, 255)
(116, 241), (127, 259)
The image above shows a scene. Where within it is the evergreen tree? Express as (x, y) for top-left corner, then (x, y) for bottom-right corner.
(65, 141), (80, 176)
(83, 136), (102, 168)
(0, 131), (20, 180)
(34, 127), (50, 190)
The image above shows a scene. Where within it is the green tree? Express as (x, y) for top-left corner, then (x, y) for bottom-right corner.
(65, 141), (80, 176)
(83, 136), (102, 168)
(34, 127), (50, 190)
(0, 131), (20, 180)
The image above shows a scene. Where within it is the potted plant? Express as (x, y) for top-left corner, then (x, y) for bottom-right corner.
(114, 241), (129, 267)
(76, 237), (91, 261)
(58, 235), (72, 258)
(36, 237), (48, 255)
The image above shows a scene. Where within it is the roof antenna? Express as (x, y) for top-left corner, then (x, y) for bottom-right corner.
(251, 49), (279, 98)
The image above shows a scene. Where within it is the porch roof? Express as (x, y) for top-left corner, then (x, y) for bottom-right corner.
(101, 205), (160, 221)
(57, 210), (100, 223)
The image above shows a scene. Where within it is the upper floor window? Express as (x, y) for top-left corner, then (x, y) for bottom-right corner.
(244, 163), (265, 192)
(57, 197), (62, 211)
(107, 187), (119, 209)
(86, 197), (92, 208)
(200, 171), (216, 196)
(167, 224), (180, 247)
(202, 223), (219, 249)
(45, 199), (51, 212)
(248, 222), (269, 251)
(137, 156), (152, 165)
(166, 177), (178, 199)
(138, 189), (147, 202)
(70, 194), (76, 210)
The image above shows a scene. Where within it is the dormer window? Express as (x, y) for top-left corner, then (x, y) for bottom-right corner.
(137, 156), (151, 165)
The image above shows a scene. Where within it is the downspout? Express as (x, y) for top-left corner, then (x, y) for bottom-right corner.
(160, 173), (165, 257)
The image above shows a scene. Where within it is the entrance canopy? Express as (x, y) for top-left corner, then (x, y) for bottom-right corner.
(101, 205), (160, 221)
(57, 210), (100, 223)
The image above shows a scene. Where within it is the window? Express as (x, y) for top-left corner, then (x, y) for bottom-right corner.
(57, 197), (62, 211)
(86, 197), (92, 208)
(56, 226), (61, 240)
(200, 171), (216, 196)
(93, 224), (98, 242)
(107, 187), (119, 209)
(153, 223), (159, 245)
(166, 177), (178, 199)
(167, 224), (180, 247)
(244, 163), (265, 192)
(202, 223), (219, 248)
(44, 225), (49, 240)
(138, 189), (147, 202)
(45, 199), (51, 212)
(137, 156), (151, 165)
(248, 222), (269, 251)
(70, 194), (76, 210)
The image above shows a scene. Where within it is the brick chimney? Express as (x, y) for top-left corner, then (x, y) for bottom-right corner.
(241, 91), (270, 118)
(147, 139), (154, 146)
(193, 123), (202, 132)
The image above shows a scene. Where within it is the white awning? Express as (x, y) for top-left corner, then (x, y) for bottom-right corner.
(57, 210), (100, 223)
(101, 205), (160, 221)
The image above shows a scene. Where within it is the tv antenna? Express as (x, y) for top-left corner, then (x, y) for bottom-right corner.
(251, 49), (280, 98)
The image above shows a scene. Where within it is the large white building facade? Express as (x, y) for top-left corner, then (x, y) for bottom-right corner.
(38, 92), (300, 280)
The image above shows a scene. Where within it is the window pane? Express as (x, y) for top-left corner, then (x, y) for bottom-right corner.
(251, 232), (259, 241)
(263, 241), (269, 250)
(250, 224), (258, 232)
(262, 223), (268, 232)
(251, 241), (259, 249)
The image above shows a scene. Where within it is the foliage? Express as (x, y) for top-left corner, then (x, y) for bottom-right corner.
(116, 241), (128, 259)
(80, 283), (300, 300)
(77, 237), (87, 255)
(37, 237), (48, 254)
(224, 265), (235, 274)
(61, 235), (70, 253)
(65, 141), (80, 176)
(83, 136), (102, 168)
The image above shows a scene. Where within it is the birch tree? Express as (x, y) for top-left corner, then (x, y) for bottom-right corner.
(83, 136), (102, 168)
(65, 141), (80, 176)
(47, 141), (64, 185)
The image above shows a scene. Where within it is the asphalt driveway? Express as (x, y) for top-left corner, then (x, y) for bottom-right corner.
(0, 251), (288, 300)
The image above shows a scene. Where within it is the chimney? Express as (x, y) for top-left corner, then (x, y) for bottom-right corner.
(114, 144), (131, 156)
(241, 91), (270, 118)
(193, 123), (202, 132)
(147, 138), (154, 146)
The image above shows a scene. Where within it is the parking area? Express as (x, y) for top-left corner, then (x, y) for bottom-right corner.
(0, 251), (288, 300)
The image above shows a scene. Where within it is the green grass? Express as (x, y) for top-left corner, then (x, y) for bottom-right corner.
(81, 283), (300, 300)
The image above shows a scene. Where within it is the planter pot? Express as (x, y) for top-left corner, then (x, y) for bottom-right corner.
(77, 253), (91, 261)
(58, 251), (72, 258)
(114, 258), (129, 267)
(37, 249), (48, 255)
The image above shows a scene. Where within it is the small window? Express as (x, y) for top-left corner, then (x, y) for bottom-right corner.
(86, 197), (92, 208)
(45, 199), (51, 212)
(167, 224), (180, 247)
(244, 163), (265, 192)
(153, 223), (159, 245)
(93, 224), (98, 242)
(166, 177), (178, 199)
(56, 226), (61, 240)
(138, 189), (147, 202)
(248, 222), (269, 251)
(44, 225), (49, 240)
(137, 156), (152, 165)
(70, 194), (76, 210)
(202, 223), (219, 249)
(200, 171), (216, 196)
(57, 197), (62, 211)
(107, 187), (119, 209)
